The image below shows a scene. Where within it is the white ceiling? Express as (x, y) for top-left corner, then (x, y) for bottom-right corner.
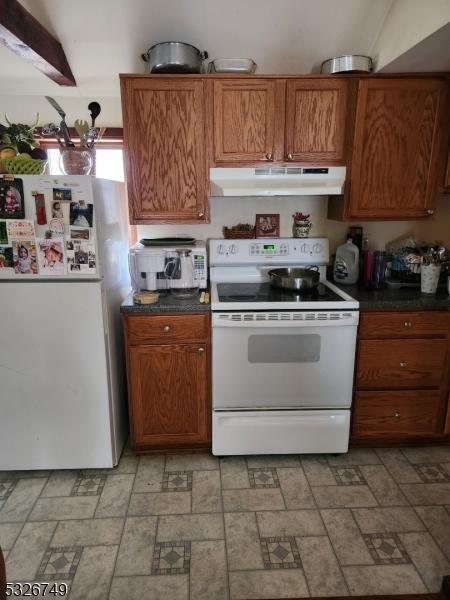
(0, 0), (394, 125)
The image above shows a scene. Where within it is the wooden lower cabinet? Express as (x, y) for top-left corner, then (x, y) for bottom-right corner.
(352, 310), (450, 442)
(353, 391), (441, 437)
(123, 313), (211, 452)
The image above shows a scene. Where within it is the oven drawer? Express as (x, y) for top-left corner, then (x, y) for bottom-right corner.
(359, 311), (450, 339)
(124, 313), (208, 344)
(352, 391), (441, 437)
(356, 338), (447, 389)
(213, 410), (350, 455)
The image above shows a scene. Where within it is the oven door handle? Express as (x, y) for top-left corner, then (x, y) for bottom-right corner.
(212, 313), (359, 328)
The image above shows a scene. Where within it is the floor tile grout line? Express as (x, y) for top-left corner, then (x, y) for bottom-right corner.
(275, 467), (288, 511)
(361, 464), (410, 509)
(316, 506), (351, 596)
(4, 475), (52, 565)
(106, 469), (135, 597)
(219, 458), (232, 600)
(410, 504), (450, 565)
(296, 457), (349, 597)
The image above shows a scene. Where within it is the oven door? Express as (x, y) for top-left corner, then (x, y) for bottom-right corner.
(212, 312), (358, 410)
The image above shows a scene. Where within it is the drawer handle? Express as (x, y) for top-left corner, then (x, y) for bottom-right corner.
(197, 347), (205, 353)
(400, 361), (407, 368)
(163, 325), (171, 332)
(394, 412), (401, 419)
(404, 321), (412, 328)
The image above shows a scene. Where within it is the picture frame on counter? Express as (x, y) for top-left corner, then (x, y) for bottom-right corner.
(255, 213), (280, 238)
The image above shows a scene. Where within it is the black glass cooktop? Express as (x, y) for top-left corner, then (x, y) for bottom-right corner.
(217, 282), (345, 303)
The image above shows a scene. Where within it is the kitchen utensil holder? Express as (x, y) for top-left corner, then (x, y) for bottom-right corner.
(59, 148), (94, 175)
(420, 263), (441, 295)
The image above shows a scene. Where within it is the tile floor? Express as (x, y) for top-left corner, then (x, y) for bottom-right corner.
(1, 446), (450, 599)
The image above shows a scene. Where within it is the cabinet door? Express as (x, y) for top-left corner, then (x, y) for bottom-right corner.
(128, 343), (210, 449)
(213, 79), (283, 163)
(285, 79), (348, 163)
(121, 77), (207, 223)
(348, 78), (446, 219)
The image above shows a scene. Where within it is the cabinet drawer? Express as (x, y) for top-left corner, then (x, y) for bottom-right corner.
(359, 311), (450, 339)
(124, 314), (208, 344)
(352, 390), (441, 437)
(356, 338), (447, 389)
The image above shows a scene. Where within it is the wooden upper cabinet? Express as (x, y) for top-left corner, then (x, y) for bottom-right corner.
(445, 142), (450, 192)
(213, 79), (284, 163)
(346, 78), (447, 219)
(285, 79), (348, 163)
(120, 77), (208, 224)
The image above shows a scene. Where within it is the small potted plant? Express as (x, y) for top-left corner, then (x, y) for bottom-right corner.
(0, 114), (47, 174)
(292, 212), (312, 238)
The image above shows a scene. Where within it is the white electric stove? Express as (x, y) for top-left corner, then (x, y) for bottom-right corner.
(209, 237), (359, 456)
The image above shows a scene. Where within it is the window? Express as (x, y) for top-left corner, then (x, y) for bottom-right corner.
(47, 148), (125, 182)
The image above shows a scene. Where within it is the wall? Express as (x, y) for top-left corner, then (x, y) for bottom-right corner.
(371, 0), (450, 70)
(136, 194), (450, 255)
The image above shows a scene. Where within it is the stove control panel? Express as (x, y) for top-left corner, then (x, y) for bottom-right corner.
(210, 238), (329, 265)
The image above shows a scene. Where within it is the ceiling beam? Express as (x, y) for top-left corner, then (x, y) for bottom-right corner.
(0, 0), (76, 86)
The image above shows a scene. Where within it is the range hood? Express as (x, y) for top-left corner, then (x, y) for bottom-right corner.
(210, 166), (346, 196)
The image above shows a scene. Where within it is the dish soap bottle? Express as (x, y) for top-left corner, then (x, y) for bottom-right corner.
(334, 239), (359, 285)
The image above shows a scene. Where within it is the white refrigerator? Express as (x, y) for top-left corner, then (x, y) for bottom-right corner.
(0, 175), (131, 469)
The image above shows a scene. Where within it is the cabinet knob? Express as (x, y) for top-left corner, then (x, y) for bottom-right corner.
(400, 361), (407, 368)
(198, 211), (204, 218)
(426, 209), (434, 215)
(266, 153), (273, 161)
(394, 412), (401, 419)
(404, 321), (412, 328)
(163, 325), (171, 332)
(287, 153), (294, 161)
(197, 347), (205, 353)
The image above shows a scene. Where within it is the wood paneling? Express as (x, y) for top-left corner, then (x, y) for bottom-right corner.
(213, 79), (284, 163)
(285, 79), (348, 163)
(123, 313), (211, 452)
(120, 77), (208, 223)
(125, 313), (208, 344)
(353, 391), (441, 437)
(445, 144), (450, 191)
(359, 311), (450, 339)
(347, 78), (446, 219)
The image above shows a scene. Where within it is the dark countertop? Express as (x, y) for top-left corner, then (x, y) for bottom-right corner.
(121, 291), (211, 313)
(334, 283), (450, 310)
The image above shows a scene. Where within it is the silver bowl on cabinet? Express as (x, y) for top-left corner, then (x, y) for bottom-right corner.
(321, 55), (373, 74)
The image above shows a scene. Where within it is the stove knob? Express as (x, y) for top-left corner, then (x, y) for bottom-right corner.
(229, 244), (237, 254)
(217, 244), (226, 255)
(300, 243), (308, 253)
(313, 243), (322, 254)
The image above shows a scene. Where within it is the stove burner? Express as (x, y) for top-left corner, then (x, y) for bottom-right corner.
(216, 282), (346, 304)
